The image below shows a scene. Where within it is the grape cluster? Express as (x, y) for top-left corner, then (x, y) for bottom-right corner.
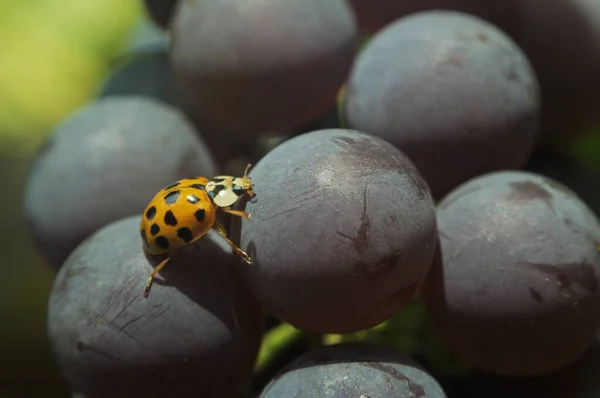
(24, 1), (600, 397)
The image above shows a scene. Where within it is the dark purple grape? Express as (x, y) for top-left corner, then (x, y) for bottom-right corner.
(505, 0), (600, 146)
(142, 0), (178, 29)
(507, 0), (600, 97)
(23, 97), (218, 270)
(170, 0), (358, 135)
(342, 10), (540, 200)
(423, 171), (600, 376)
(47, 216), (263, 398)
(346, 1), (600, 147)
(98, 42), (264, 172)
(346, 0), (517, 33)
(467, 332), (600, 397)
(260, 343), (447, 397)
(98, 42), (177, 107)
(232, 128), (438, 333)
(99, 43), (264, 174)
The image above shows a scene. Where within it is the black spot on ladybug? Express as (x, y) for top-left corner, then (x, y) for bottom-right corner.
(145, 206), (156, 220)
(163, 181), (180, 191)
(140, 230), (148, 242)
(190, 183), (205, 190)
(212, 177), (225, 182)
(232, 185), (244, 196)
(187, 194), (200, 204)
(150, 223), (160, 235)
(177, 227), (193, 243)
(208, 184), (225, 198)
(155, 236), (169, 250)
(195, 209), (205, 222)
(164, 210), (178, 226)
(164, 190), (180, 205)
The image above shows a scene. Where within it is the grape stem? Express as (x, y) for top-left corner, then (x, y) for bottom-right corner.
(255, 323), (305, 373)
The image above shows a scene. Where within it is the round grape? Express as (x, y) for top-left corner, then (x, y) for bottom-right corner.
(23, 97), (217, 269)
(260, 342), (447, 397)
(48, 216), (263, 398)
(423, 171), (600, 376)
(233, 128), (438, 333)
(343, 10), (540, 200)
(507, 0), (600, 144)
(170, 0), (358, 134)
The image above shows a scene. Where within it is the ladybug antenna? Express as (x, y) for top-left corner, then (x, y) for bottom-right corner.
(243, 163), (251, 185)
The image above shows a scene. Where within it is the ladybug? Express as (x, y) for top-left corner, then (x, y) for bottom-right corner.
(140, 164), (255, 297)
(205, 173), (256, 207)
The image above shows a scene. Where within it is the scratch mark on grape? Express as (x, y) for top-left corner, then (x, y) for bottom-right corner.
(76, 342), (123, 362)
(354, 250), (402, 281)
(149, 305), (170, 321)
(262, 204), (307, 222)
(290, 186), (319, 200)
(294, 193), (320, 205)
(112, 294), (137, 323)
(361, 361), (425, 397)
(522, 261), (598, 294)
(284, 177), (303, 185)
(92, 309), (150, 349)
(337, 183), (370, 254)
(119, 314), (144, 332)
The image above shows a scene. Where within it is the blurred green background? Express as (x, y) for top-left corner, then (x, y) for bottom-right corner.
(1, 1), (143, 397)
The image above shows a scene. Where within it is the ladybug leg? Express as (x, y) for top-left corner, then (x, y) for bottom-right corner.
(213, 220), (252, 265)
(221, 207), (252, 219)
(143, 257), (171, 297)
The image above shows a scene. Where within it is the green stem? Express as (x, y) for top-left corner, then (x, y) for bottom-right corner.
(254, 323), (304, 373)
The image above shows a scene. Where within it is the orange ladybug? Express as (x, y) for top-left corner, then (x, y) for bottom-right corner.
(140, 164), (255, 297)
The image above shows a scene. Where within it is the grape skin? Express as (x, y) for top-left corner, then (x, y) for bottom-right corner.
(423, 171), (600, 376)
(23, 97), (217, 269)
(47, 216), (263, 398)
(233, 128), (438, 333)
(170, 0), (359, 134)
(260, 343), (447, 397)
(343, 10), (540, 200)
